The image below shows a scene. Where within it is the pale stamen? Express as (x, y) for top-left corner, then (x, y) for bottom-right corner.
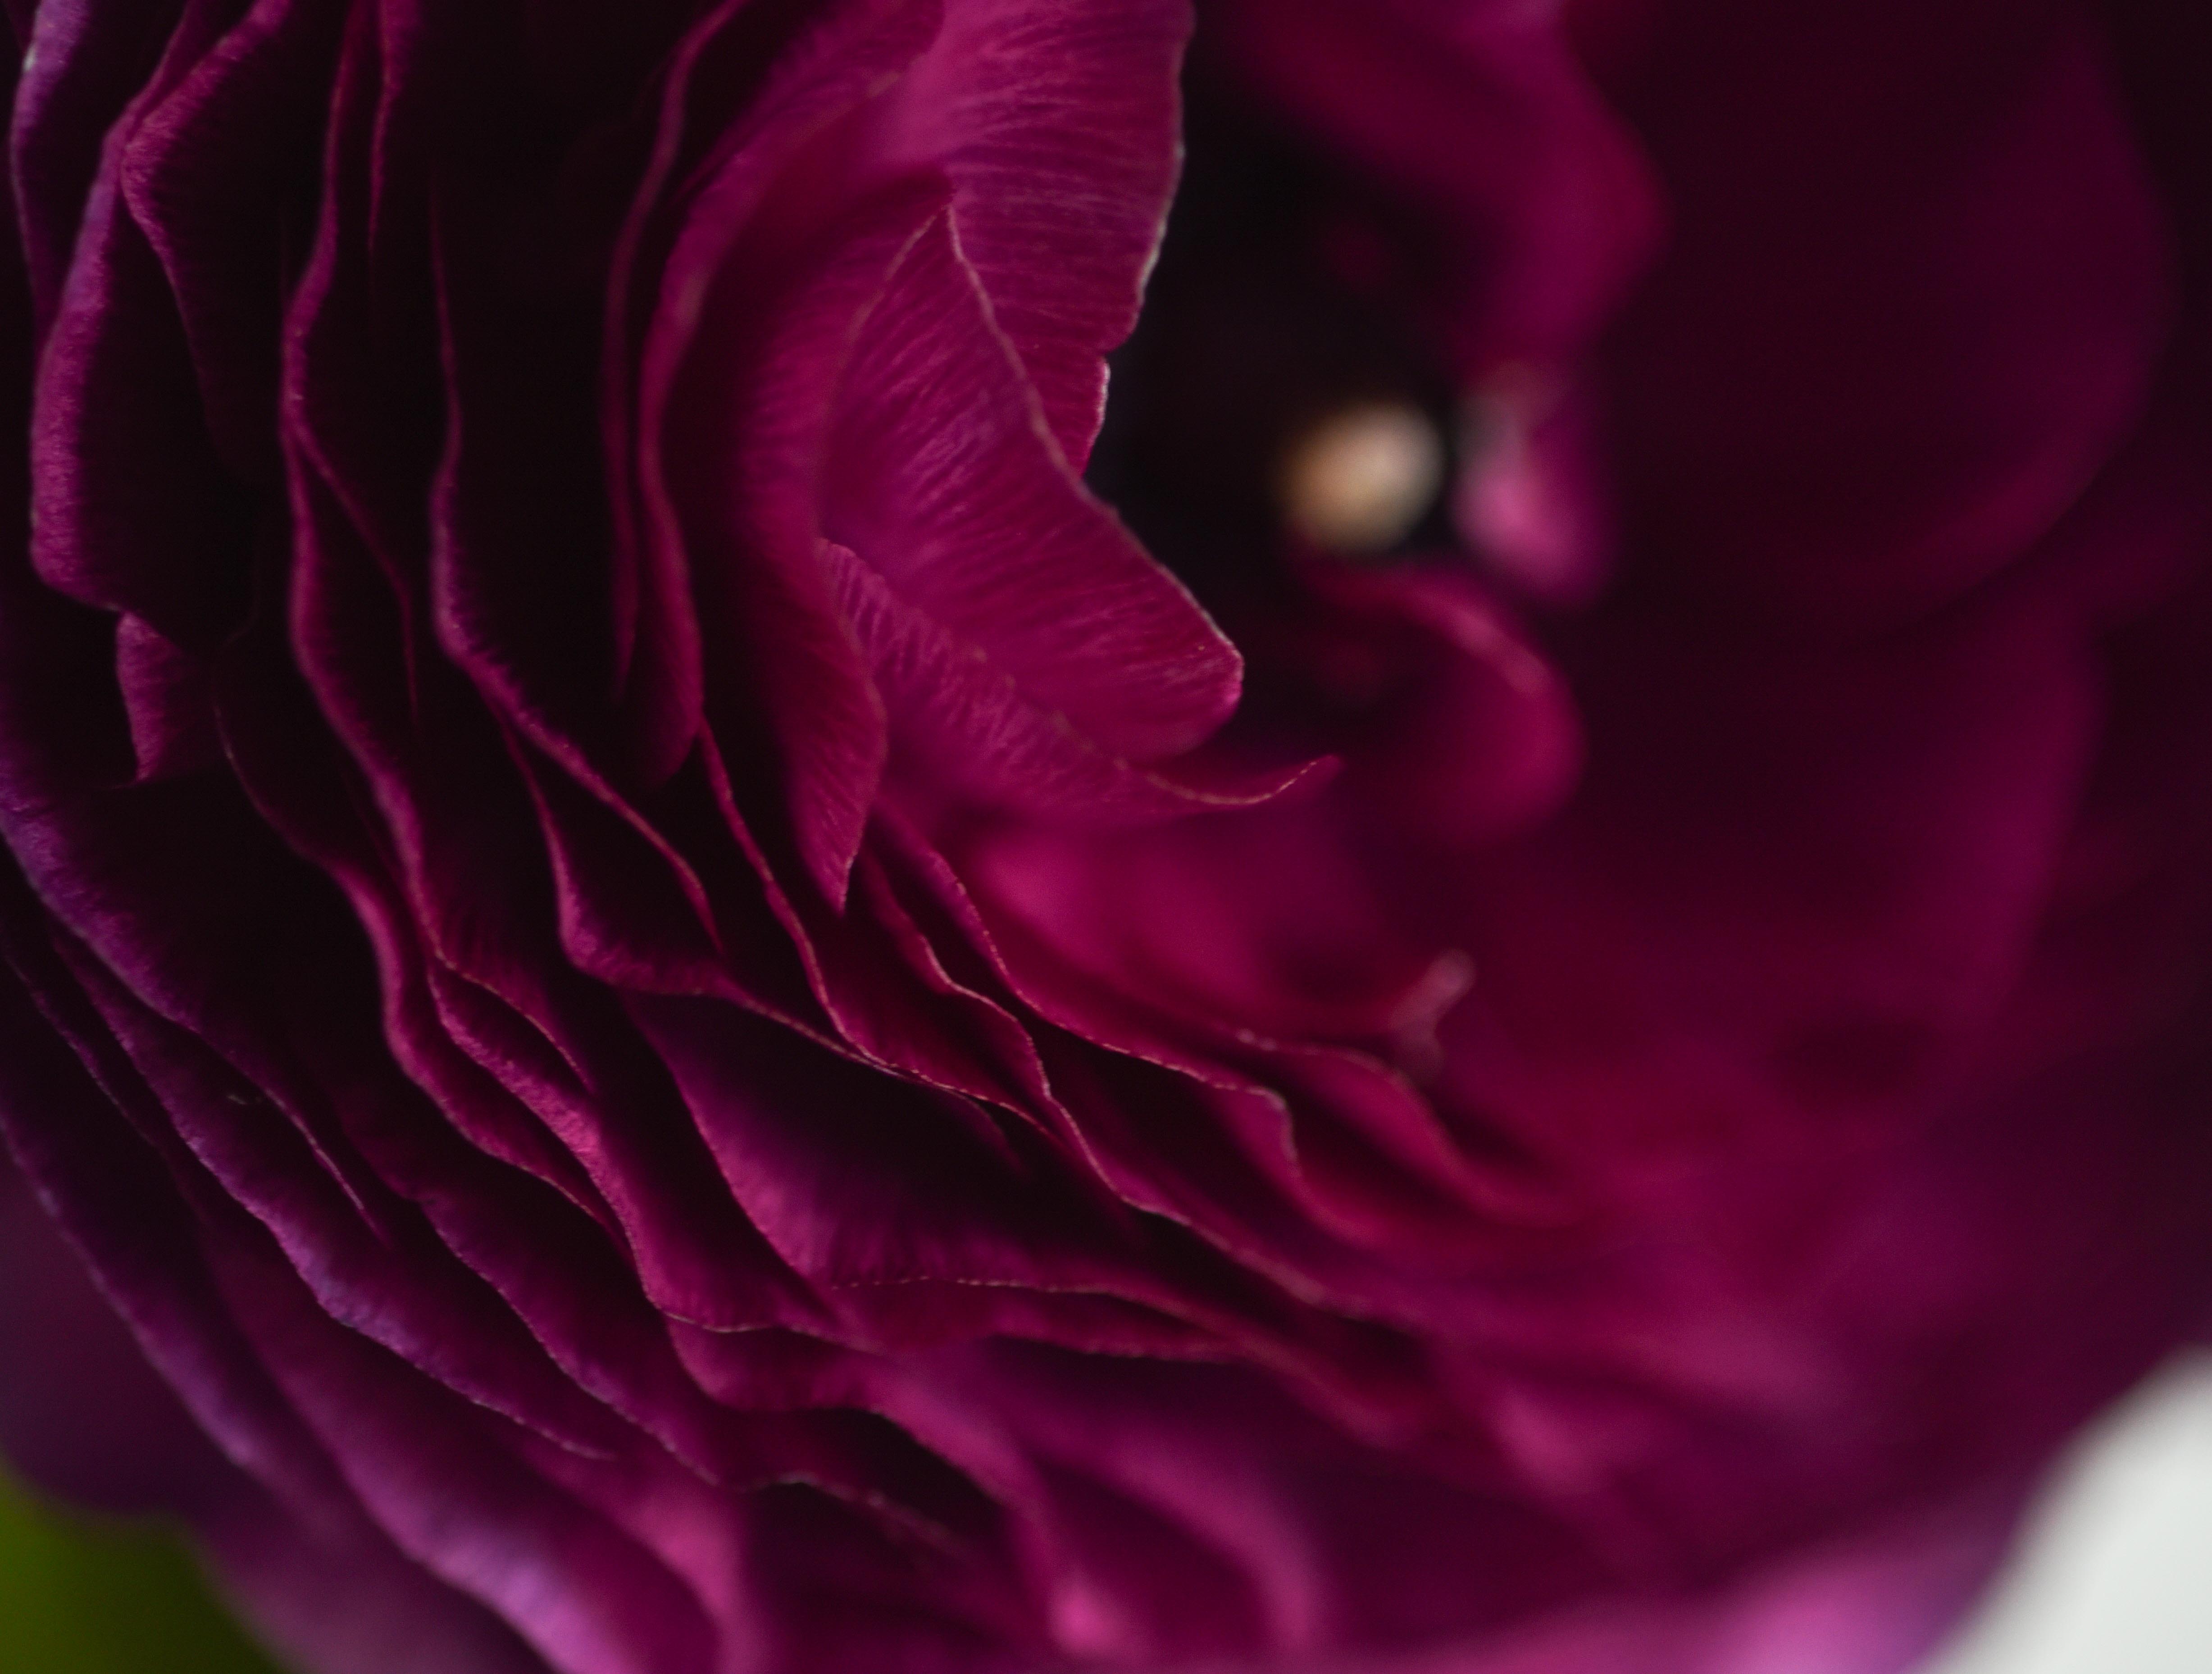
(1279, 400), (1446, 556)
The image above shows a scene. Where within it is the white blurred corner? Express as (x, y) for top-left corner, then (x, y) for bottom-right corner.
(1922, 1354), (2212, 1674)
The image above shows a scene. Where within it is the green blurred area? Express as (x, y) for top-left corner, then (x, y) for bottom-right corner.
(0, 1469), (282, 1674)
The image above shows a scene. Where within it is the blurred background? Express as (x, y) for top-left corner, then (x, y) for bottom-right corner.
(0, 1467), (277, 1674)
(6, 1355), (2211, 1673)
(1926, 1355), (2212, 1674)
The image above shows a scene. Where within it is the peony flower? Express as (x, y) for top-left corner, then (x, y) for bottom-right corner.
(3, 0), (2210, 1671)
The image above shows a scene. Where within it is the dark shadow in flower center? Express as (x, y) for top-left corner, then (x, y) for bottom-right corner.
(1088, 73), (1463, 734)
(1088, 81), (1461, 578)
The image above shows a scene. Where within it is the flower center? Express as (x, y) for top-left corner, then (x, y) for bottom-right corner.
(1088, 80), (1460, 594)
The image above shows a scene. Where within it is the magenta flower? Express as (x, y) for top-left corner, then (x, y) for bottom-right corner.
(2, 0), (2209, 1671)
